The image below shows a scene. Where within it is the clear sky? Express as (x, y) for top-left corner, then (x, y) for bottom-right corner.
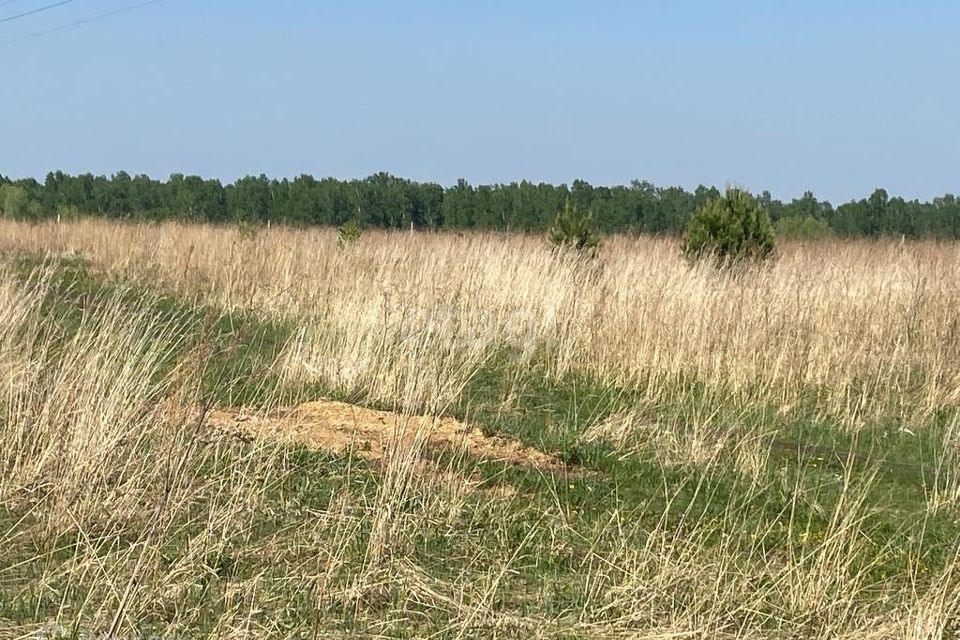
(2, 0), (958, 203)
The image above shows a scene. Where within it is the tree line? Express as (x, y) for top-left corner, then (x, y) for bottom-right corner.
(1, 170), (958, 238)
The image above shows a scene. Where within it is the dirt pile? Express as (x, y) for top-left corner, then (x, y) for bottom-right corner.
(206, 400), (566, 471)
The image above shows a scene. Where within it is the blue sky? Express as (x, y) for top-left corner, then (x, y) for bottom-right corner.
(2, 0), (958, 202)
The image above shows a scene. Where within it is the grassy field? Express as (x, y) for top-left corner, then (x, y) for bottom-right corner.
(0, 218), (959, 638)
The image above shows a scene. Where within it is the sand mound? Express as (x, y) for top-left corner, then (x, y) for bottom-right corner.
(206, 400), (566, 471)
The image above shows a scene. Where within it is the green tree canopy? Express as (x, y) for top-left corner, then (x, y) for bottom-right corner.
(0, 170), (957, 239)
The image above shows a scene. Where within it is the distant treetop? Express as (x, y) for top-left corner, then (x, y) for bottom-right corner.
(0, 170), (957, 239)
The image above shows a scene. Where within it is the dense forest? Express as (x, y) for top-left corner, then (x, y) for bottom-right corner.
(1, 170), (959, 238)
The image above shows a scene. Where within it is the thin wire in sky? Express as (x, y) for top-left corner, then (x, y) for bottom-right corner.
(0, 0), (165, 43)
(0, 0), (77, 24)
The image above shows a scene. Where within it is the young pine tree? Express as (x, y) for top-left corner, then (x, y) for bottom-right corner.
(337, 219), (363, 248)
(547, 199), (600, 257)
(681, 187), (775, 265)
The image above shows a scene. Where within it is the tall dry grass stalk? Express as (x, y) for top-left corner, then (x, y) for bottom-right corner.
(0, 267), (193, 534)
(0, 264), (290, 635)
(0, 253), (546, 636)
(1, 219), (959, 638)
(2, 218), (958, 424)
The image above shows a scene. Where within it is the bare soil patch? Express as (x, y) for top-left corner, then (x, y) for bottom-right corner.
(206, 399), (567, 472)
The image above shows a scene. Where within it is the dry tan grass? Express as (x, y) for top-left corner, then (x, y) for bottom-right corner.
(0, 266), (198, 536)
(2, 218), (958, 426)
(2, 218), (960, 638)
(0, 265), (260, 634)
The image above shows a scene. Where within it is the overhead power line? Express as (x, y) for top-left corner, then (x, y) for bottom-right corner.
(1, 0), (165, 43)
(0, 0), (77, 24)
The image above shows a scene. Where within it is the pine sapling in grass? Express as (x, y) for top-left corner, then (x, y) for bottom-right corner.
(547, 199), (600, 257)
(338, 220), (363, 248)
(682, 187), (775, 266)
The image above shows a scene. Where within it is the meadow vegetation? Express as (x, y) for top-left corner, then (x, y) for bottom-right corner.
(0, 217), (959, 638)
